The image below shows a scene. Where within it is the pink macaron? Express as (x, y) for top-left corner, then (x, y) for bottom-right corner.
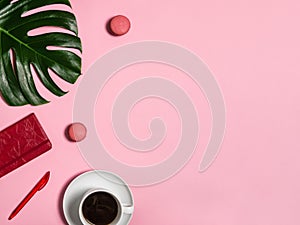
(67, 122), (87, 142)
(109, 15), (131, 36)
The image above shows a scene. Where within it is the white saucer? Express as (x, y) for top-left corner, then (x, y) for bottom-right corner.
(63, 170), (134, 225)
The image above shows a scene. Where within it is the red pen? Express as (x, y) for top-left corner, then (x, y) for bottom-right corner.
(8, 171), (50, 220)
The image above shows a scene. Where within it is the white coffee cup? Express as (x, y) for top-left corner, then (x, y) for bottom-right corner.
(78, 188), (134, 225)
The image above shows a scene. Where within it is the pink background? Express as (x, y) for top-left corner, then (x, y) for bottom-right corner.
(1, 0), (300, 224)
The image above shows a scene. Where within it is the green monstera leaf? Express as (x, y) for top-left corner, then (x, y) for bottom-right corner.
(0, 0), (82, 106)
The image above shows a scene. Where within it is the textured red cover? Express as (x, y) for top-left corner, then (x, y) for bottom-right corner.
(0, 113), (52, 178)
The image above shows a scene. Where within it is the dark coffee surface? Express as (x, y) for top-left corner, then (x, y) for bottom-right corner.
(82, 192), (118, 225)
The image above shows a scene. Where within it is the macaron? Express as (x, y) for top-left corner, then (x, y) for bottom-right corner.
(109, 15), (131, 36)
(67, 122), (87, 142)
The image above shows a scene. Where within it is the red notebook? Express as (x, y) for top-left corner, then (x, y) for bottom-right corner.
(0, 113), (52, 178)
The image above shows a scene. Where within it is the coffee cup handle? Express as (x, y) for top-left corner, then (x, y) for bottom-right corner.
(122, 204), (134, 214)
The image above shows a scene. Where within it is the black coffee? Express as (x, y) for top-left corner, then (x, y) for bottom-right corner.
(82, 192), (118, 225)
